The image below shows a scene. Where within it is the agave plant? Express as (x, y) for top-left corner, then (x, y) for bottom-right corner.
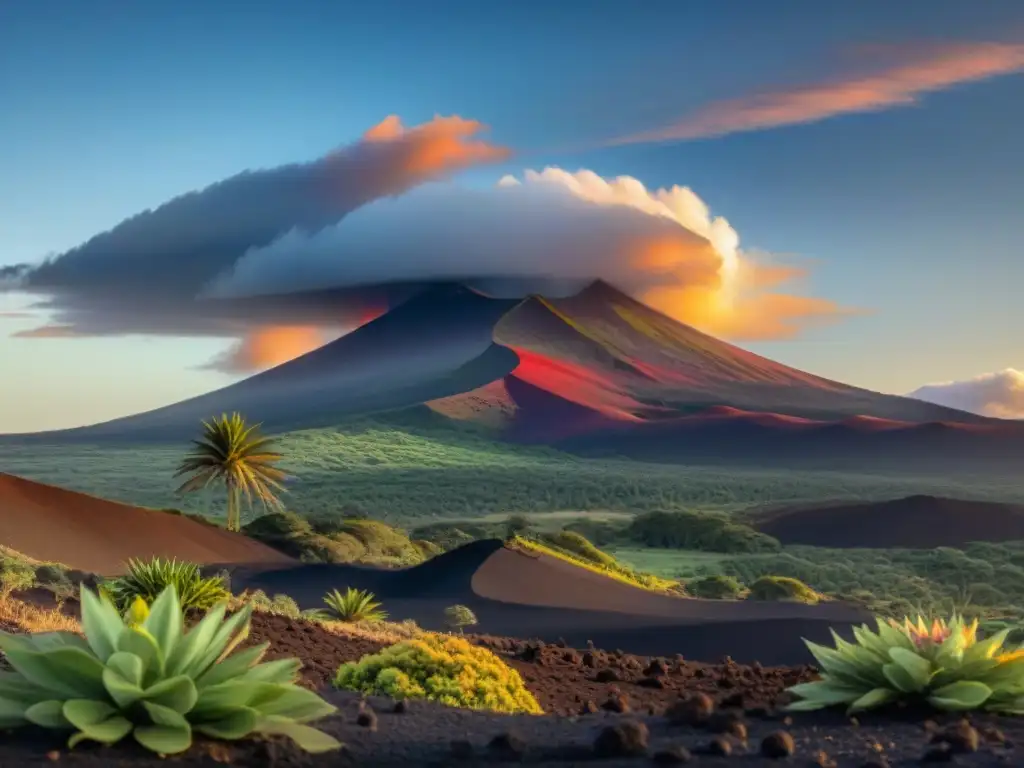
(322, 588), (387, 623)
(787, 614), (1024, 714)
(104, 558), (231, 613)
(0, 585), (340, 754)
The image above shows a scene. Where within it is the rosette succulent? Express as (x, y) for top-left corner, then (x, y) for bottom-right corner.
(0, 585), (340, 754)
(787, 614), (1024, 714)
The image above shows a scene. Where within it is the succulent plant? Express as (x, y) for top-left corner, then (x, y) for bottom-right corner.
(787, 614), (1024, 714)
(321, 588), (387, 623)
(103, 558), (230, 613)
(0, 585), (340, 754)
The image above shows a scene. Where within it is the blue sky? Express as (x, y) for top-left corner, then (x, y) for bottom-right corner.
(2, 0), (1023, 431)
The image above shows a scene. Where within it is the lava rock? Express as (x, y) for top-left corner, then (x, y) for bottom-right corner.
(666, 692), (715, 726)
(638, 676), (666, 689)
(931, 721), (980, 754)
(355, 707), (378, 731)
(488, 731), (527, 760)
(450, 740), (475, 760)
(761, 730), (796, 759)
(708, 711), (748, 741)
(596, 668), (621, 683)
(392, 699), (408, 714)
(652, 744), (693, 764)
(601, 693), (630, 713)
(594, 721), (649, 758)
(705, 736), (732, 757)
(579, 699), (599, 715)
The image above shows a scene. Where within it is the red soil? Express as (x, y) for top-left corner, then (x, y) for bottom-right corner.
(0, 472), (291, 575)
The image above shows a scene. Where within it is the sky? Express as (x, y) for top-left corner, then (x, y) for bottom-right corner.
(1, 0), (1023, 432)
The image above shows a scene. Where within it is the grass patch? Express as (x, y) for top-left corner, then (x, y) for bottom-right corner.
(0, 595), (81, 634)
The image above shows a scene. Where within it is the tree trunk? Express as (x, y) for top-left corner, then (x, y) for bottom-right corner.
(227, 484), (240, 531)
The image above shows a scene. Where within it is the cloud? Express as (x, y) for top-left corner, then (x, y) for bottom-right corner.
(908, 369), (1024, 419)
(610, 41), (1024, 144)
(202, 325), (340, 374)
(4, 115), (507, 370)
(212, 166), (846, 339)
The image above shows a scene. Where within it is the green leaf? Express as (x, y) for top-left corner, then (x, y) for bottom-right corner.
(4, 648), (107, 699)
(25, 700), (71, 729)
(0, 698), (29, 728)
(928, 680), (994, 711)
(142, 700), (189, 728)
(116, 626), (164, 684)
(102, 667), (144, 709)
(141, 675), (198, 714)
(79, 586), (124, 662)
(888, 648), (933, 690)
(240, 657), (301, 686)
(134, 722), (192, 755)
(189, 607), (252, 680)
(786, 681), (862, 706)
(252, 686), (336, 723)
(849, 687), (898, 712)
(195, 643), (269, 689)
(875, 618), (915, 650)
(63, 698), (117, 728)
(67, 716), (133, 748)
(106, 651), (144, 687)
(26, 632), (91, 654)
(142, 586), (183, 660)
(256, 714), (342, 753)
(0, 670), (50, 705)
(165, 602), (227, 677)
(883, 662), (923, 693)
(192, 681), (280, 720)
(194, 707), (258, 740)
(784, 699), (830, 712)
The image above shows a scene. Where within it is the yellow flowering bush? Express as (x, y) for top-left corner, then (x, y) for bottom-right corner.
(333, 634), (542, 714)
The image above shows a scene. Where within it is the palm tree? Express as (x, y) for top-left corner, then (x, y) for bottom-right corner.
(174, 412), (287, 531)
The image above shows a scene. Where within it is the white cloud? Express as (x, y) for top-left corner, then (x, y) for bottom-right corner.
(908, 369), (1024, 419)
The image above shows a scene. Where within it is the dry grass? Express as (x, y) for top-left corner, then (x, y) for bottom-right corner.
(318, 617), (422, 645)
(0, 595), (81, 634)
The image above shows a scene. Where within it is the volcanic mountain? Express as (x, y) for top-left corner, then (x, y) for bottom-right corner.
(6, 280), (1021, 472)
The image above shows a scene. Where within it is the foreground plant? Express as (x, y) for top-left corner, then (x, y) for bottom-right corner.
(787, 614), (1024, 714)
(322, 588), (387, 623)
(335, 633), (542, 714)
(0, 585), (340, 754)
(443, 604), (478, 634)
(104, 558), (230, 613)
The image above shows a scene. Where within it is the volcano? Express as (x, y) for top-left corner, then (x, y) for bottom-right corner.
(7, 280), (1022, 472)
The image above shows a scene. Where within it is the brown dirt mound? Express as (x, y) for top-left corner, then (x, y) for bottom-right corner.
(752, 494), (1024, 549)
(0, 472), (291, 574)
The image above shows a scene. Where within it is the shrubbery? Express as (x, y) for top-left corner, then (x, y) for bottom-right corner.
(687, 574), (746, 600)
(103, 558), (230, 612)
(321, 588), (387, 623)
(443, 604), (478, 634)
(626, 510), (780, 553)
(334, 634), (542, 714)
(541, 531), (618, 568)
(746, 575), (821, 604)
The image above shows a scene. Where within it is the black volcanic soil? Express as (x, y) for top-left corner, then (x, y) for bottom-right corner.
(6, 610), (1024, 766)
(229, 539), (870, 666)
(752, 494), (1024, 548)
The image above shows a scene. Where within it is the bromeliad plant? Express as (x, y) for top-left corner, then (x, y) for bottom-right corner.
(0, 585), (340, 755)
(787, 614), (1024, 714)
(104, 557), (231, 613)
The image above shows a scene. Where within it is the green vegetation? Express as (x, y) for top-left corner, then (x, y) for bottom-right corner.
(687, 574), (746, 600)
(0, 560), (35, 598)
(322, 588), (388, 623)
(443, 605), (478, 634)
(234, 589), (304, 619)
(747, 575), (822, 604)
(4, 416), (1020, 525)
(540, 530), (618, 568)
(624, 510), (781, 553)
(0, 585), (340, 754)
(175, 412), (287, 531)
(788, 615), (1024, 714)
(512, 536), (680, 593)
(334, 634), (542, 714)
(103, 558), (230, 613)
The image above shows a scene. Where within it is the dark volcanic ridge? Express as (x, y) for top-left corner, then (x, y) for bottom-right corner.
(230, 538), (870, 666)
(751, 494), (1024, 549)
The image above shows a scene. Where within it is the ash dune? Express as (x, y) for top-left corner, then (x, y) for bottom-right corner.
(231, 539), (870, 665)
(0, 473), (289, 575)
(751, 494), (1024, 549)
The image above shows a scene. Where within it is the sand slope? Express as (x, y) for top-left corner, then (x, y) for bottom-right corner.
(230, 539), (870, 665)
(0, 473), (290, 574)
(752, 494), (1024, 549)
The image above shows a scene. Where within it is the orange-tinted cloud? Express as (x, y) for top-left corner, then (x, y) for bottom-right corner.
(362, 115), (510, 177)
(12, 324), (85, 338)
(611, 41), (1024, 144)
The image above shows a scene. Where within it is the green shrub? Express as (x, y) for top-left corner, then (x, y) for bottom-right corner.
(543, 531), (617, 568)
(103, 558), (230, 613)
(627, 510), (780, 553)
(0, 561), (36, 597)
(788, 615), (1024, 714)
(747, 575), (821, 604)
(333, 520), (414, 558)
(334, 634), (541, 714)
(322, 588), (387, 623)
(237, 590), (302, 618)
(412, 539), (443, 559)
(443, 605), (478, 633)
(688, 574), (746, 600)
(0, 585), (340, 754)
(243, 511), (313, 539)
(33, 564), (69, 587)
